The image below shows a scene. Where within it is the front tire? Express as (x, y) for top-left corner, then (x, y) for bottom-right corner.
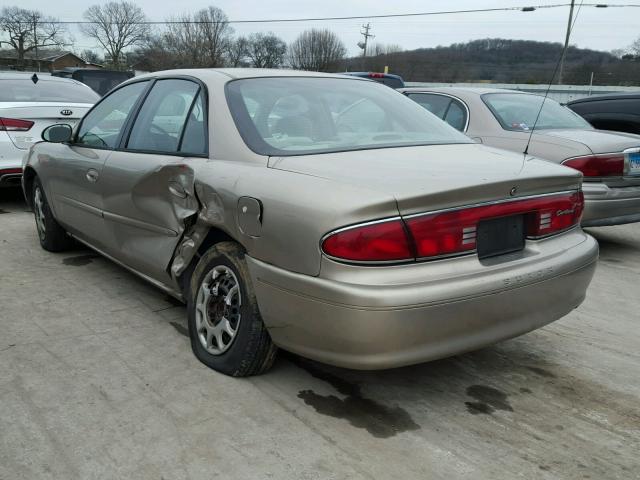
(32, 177), (73, 252)
(187, 242), (277, 376)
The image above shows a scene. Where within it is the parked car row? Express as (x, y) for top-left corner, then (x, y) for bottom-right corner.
(0, 73), (99, 188)
(1, 69), (637, 377)
(401, 87), (640, 227)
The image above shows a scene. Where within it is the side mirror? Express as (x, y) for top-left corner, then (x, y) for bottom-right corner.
(42, 124), (73, 143)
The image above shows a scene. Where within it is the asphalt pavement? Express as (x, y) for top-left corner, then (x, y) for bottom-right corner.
(0, 186), (638, 480)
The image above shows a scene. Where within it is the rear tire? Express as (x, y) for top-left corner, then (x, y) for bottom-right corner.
(32, 177), (73, 252)
(187, 241), (277, 376)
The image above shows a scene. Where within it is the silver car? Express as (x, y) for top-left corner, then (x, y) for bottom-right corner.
(0, 73), (99, 187)
(23, 70), (598, 376)
(401, 87), (640, 227)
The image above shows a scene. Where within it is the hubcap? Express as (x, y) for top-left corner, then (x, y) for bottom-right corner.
(34, 187), (46, 240)
(195, 265), (241, 355)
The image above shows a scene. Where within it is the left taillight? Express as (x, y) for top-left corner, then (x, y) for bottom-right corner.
(0, 168), (23, 175)
(562, 153), (624, 177)
(321, 219), (413, 262)
(0, 117), (34, 132)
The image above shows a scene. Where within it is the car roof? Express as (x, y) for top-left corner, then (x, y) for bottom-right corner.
(342, 71), (404, 79)
(137, 68), (370, 82)
(399, 86), (536, 97)
(567, 92), (640, 104)
(0, 72), (88, 87)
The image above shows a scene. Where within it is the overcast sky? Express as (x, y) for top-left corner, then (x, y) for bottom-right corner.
(11, 0), (640, 55)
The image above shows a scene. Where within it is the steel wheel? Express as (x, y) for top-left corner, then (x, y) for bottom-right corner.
(194, 265), (242, 355)
(34, 186), (46, 241)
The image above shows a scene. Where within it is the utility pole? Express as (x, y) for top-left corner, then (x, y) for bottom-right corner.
(358, 23), (374, 70)
(558, 0), (575, 85)
(32, 13), (40, 72)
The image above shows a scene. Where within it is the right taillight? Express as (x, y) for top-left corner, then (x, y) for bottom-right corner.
(322, 191), (584, 264)
(562, 153), (624, 177)
(0, 117), (34, 132)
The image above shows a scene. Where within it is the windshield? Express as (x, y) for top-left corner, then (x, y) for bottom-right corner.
(0, 78), (99, 103)
(226, 77), (471, 156)
(482, 93), (592, 131)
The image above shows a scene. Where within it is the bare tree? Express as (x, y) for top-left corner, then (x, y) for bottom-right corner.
(80, 49), (103, 65)
(163, 6), (233, 67)
(129, 35), (181, 72)
(0, 7), (66, 68)
(630, 37), (640, 58)
(227, 36), (249, 67)
(371, 43), (403, 56)
(246, 32), (286, 68)
(288, 29), (346, 72)
(81, 1), (149, 69)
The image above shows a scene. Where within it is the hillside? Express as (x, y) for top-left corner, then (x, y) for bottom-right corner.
(344, 38), (640, 85)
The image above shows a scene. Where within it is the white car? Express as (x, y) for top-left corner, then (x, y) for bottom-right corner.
(0, 73), (99, 187)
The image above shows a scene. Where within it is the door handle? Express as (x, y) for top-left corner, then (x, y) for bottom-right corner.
(86, 169), (99, 183)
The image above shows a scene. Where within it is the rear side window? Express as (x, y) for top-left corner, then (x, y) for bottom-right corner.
(179, 92), (207, 155)
(127, 79), (203, 154)
(76, 81), (148, 149)
(444, 101), (467, 131)
(0, 79), (99, 103)
(407, 93), (451, 118)
(406, 93), (468, 131)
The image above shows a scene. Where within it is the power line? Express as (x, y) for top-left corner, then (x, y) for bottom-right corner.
(40, 3), (640, 26)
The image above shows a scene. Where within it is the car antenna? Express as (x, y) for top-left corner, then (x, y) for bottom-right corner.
(524, 0), (582, 156)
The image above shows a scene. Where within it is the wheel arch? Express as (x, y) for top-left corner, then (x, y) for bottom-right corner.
(176, 223), (248, 296)
(22, 166), (38, 209)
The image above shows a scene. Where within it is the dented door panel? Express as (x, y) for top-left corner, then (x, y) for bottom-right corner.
(99, 151), (199, 284)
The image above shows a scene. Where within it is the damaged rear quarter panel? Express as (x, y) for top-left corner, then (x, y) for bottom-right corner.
(171, 159), (399, 280)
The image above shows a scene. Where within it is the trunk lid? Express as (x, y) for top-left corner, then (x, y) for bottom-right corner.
(269, 144), (582, 216)
(0, 102), (92, 150)
(542, 129), (640, 154)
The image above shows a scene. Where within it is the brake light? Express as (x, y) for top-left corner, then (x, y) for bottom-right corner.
(0, 117), (34, 132)
(562, 153), (624, 177)
(0, 168), (22, 176)
(322, 192), (584, 263)
(369, 72), (385, 78)
(407, 192), (584, 258)
(322, 219), (413, 262)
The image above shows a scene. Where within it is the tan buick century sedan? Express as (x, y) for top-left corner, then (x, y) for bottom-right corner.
(22, 70), (598, 376)
(402, 87), (640, 227)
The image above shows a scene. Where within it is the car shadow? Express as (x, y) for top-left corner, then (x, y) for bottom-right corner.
(265, 336), (577, 438)
(584, 227), (639, 264)
(0, 186), (30, 213)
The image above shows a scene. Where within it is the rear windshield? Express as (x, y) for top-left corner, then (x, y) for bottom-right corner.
(482, 93), (591, 131)
(226, 77), (471, 156)
(0, 79), (100, 103)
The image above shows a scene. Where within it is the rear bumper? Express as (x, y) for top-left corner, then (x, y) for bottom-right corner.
(0, 139), (24, 188)
(582, 182), (640, 227)
(248, 231), (598, 370)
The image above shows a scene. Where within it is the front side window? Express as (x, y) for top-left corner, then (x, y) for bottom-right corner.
(226, 77), (471, 156)
(76, 81), (148, 148)
(482, 93), (592, 131)
(127, 79), (201, 153)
